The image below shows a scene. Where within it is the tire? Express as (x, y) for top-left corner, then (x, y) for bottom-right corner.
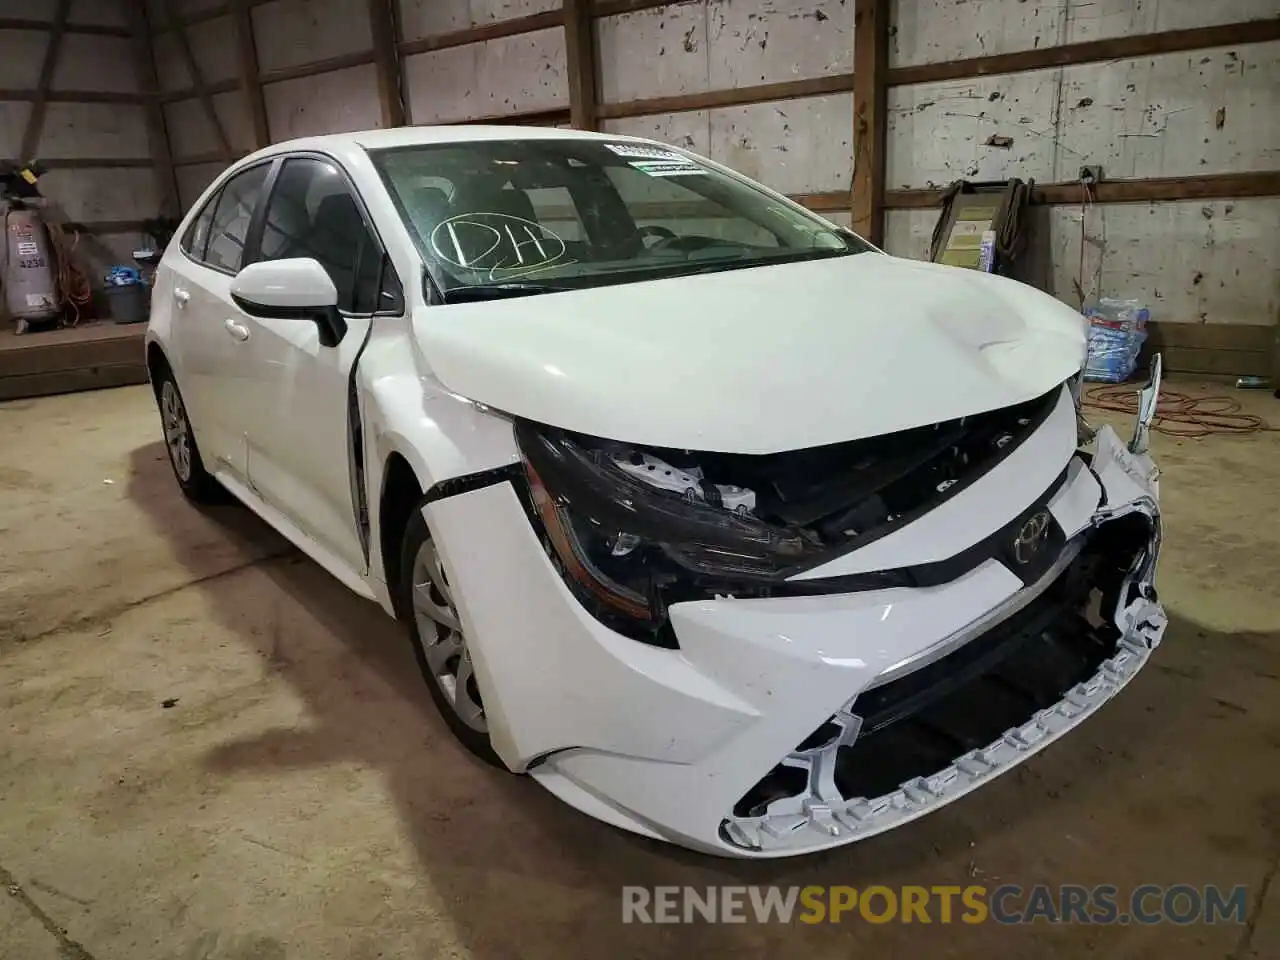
(152, 365), (225, 504)
(398, 507), (504, 768)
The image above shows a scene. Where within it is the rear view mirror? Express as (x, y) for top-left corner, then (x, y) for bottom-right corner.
(230, 258), (346, 346)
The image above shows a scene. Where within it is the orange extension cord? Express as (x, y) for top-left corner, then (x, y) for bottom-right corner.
(46, 220), (92, 326)
(1083, 383), (1276, 440)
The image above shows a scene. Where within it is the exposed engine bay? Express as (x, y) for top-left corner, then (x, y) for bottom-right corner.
(517, 383), (1065, 644)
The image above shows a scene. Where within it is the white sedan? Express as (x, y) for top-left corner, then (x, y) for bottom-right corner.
(145, 126), (1166, 858)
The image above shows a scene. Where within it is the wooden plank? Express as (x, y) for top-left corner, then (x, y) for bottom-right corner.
(451, 107), (572, 126)
(597, 72), (856, 121)
(259, 50), (376, 86)
(792, 191), (854, 212)
(231, 0), (270, 147)
(158, 78), (239, 103)
(173, 150), (246, 167)
(0, 18), (132, 37)
(887, 18), (1280, 87)
(397, 10), (563, 57)
(148, 2), (231, 34)
(1145, 345), (1270, 377)
(367, 0), (405, 128)
(886, 171), (1280, 209)
(0, 329), (147, 379)
(0, 364), (149, 402)
(564, 0), (598, 130)
(851, 0), (888, 244)
(37, 158), (155, 169)
(0, 89), (149, 104)
(166, 0), (233, 161)
(1145, 320), (1275, 354)
(19, 0), (71, 162)
(593, 0), (685, 16)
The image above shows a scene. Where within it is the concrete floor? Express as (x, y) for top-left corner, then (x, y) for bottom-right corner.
(1, 382), (1277, 960)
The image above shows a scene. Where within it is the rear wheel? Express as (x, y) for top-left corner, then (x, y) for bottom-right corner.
(154, 367), (224, 504)
(398, 507), (503, 767)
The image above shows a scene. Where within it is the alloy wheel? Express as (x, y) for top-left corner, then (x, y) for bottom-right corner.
(160, 380), (192, 483)
(411, 540), (487, 733)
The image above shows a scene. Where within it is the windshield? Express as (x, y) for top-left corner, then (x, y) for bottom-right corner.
(369, 139), (872, 301)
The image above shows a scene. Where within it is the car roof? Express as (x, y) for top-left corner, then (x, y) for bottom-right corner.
(245, 124), (648, 162)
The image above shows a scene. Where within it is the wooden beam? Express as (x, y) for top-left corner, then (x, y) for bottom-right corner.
(598, 72), (855, 121)
(885, 171), (1280, 209)
(593, 0), (685, 16)
(367, 0), (406, 128)
(851, 0), (888, 244)
(159, 78), (240, 104)
(887, 18), (1280, 87)
(0, 89), (149, 104)
(0, 17), (132, 37)
(792, 191), (854, 213)
(451, 107), (572, 126)
(124, 0), (180, 218)
(173, 151), (248, 167)
(231, 0), (270, 148)
(37, 157), (157, 170)
(19, 0), (71, 162)
(397, 10), (563, 57)
(148, 2), (231, 34)
(564, 0), (598, 130)
(165, 0), (233, 160)
(258, 50), (376, 86)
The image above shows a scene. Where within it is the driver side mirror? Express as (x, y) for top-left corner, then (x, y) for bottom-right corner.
(230, 258), (347, 347)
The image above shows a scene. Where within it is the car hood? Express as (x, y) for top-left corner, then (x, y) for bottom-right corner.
(412, 254), (1086, 454)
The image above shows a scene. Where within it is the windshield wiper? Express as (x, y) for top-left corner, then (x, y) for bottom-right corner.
(440, 282), (574, 303)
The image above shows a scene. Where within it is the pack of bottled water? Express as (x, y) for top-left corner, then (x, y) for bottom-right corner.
(1083, 297), (1149, 383)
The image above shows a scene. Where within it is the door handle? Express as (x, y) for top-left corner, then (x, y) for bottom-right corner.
(224, 318), (250, 342)
(174, 287), (191, 308)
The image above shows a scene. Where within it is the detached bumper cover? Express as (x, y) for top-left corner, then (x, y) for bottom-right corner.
(425, 396), (1165, 856)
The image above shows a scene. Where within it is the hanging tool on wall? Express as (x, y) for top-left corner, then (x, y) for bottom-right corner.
(928, 178), (1033, 277)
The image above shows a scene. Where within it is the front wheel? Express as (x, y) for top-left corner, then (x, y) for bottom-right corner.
(153, 368), (224, 504)
(398, 507), (503, 767)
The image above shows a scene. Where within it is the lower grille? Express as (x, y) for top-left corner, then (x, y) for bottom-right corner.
(732, 513), (1151, 819)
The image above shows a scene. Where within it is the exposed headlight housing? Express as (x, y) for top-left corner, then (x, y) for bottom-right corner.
(516, 421), (822, 645)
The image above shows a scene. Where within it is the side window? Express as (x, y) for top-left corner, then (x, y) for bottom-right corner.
(205, 163), (270, 273)
(258, 157), (401, 315)
(180, 197), (216, 260)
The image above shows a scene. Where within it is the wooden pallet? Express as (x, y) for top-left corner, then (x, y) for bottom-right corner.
(0, 321), (149, 402)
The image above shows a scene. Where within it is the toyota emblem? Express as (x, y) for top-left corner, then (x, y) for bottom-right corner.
(1012, 510), (1051, 565)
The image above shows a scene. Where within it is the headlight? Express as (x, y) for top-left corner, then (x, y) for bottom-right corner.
(516, 421), (822, 645)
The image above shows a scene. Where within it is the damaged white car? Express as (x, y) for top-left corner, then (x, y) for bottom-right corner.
(145, 127), (1166, 858)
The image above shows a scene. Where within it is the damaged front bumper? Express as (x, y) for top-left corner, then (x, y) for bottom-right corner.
(426, 378), (1167, 858)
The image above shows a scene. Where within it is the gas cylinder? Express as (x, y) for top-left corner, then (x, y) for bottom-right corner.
(4, 206), (59, 322)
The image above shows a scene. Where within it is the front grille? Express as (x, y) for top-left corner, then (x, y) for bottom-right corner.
(732, 513), (1151, 818)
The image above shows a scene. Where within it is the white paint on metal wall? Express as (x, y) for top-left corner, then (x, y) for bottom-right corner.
(605, 94), (854, 195)
(36, 169), (160, 222)
(398, 0), (560, 41)
(151, 15), (239, 90)
(887, 42), (1280, 188)
(404, 27), (567, 123)
(0, 30), (48, 89)
(709, 0), (854, 88)
(890, 0), (1279, 67)
(213, 90), (257, 154)
(264, 64), (384, 141)
(253, 0), (375, 74)
(885, 200), (1280, 326)
(67, 0), (127, 28)
(40, 104), (151, 159)
(163, 93), (255, 157)
(51, 34), (140, 94)
(176, 161), (225, 212)
(596, 2), (708, 104)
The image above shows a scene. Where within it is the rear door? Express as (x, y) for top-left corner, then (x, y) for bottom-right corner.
(166, 160), (275, 482)
(237, 154), (403, 574)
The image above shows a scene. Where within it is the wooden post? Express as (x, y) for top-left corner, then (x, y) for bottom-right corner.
(851, 0), (888, 244)
(20, 0), (72, 161)
(563, 0), (598, 130)
(165, 0), (233, 160)
(124, 0), (180, 217)
(231, 0), (270, 148)
(367, 0), (406, 127)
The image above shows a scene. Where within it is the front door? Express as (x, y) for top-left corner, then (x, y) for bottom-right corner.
(238, 155), (403, 575)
